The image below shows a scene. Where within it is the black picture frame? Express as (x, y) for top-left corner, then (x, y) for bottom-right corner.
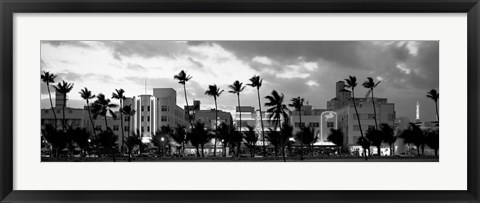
(1, 0), (479, 202)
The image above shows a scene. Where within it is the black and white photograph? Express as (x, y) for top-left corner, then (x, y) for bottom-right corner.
(40, 40), (439, 162)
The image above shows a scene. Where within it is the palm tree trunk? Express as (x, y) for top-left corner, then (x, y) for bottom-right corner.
(120, 100), (125, 154)
(256, 89), (266, 157)
(62, 95), (66, 131)
(183, 84), (193, 128)
(237, 94), (242, 158)
(86, 100), (97, 137)
(377, 145), (381, 156)
(201, 144), (205, 157)
(371, 89), (378, 129)
(46, 83), (58, 129)
(299, 108), (303, 160)
(213, 98), (218, 157)
(104, 115), (108, 131)
(435, 101), (439, 122)
(352, 89), (367, 160)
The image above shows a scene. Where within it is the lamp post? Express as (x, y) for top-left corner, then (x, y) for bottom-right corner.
(161, 137), (165, 157)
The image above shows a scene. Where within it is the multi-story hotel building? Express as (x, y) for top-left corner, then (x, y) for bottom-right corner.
(328, 81), (396, 154)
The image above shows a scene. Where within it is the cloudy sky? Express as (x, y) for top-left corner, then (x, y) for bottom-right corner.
(41, 41), (439, 122)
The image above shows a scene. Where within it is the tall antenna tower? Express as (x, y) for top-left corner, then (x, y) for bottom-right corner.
(416, 101), (420, 121)
(145, 79), (147, 94)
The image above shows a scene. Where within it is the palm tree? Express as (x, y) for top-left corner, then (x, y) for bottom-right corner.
(53, 80), (74, 131)
(400, 123), (426, 156)
(264, 90), (290, 130)
(120, 104), (136, 146)
(205, 84), (224, 157)
(362, 77), (381, 129)
(42, 124), (68, 157)
(174, 70), (194, 128)
(289, 96), (305, 160)
(92, 93), (118, 130)
(425, 130), (439, 156)
(380, 123), (396, 156)
(216, 122), (233, 157)
(365, 128), (383, 156)
(41, 71), (58, 129)
(228, 80), (246, 133)
(327, 128), (344, 155)
(427, 89), (439, 122)
(79, 88), (97, 137)
(266, 128), (280, 158)
(295, 127), (317, 156)
(247, 75), (267, 156)
(112, 89), (126, 153)
(70, 127), (91, 157)
(345, 76), (367, 159)
(124, 135), (141, 162)
(171, 124), (187, 156)
(279, 123), (293, 162)
(186, 122), (212, 157)
(98, 128), (118, 162)
(243, 125), (258, 157)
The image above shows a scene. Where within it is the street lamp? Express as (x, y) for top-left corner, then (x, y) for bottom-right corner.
(161, 137), (165, 157)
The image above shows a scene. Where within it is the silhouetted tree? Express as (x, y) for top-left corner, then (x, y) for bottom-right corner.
(171, 124), (187, 156)
(174, 70), (194, 128)
(427, 89), (439, 122)
(248, 75), (267, 156)
(425, 130), (439, 156)
(98, 129), (118, 162)
(295, 127), (317, 156)
(79, 88), (97, 137)
(112, 88), (126, 153)
(243, 125), (258, 157)
(399, 123), (426, 156)
(380, 123), (396, 156)
(70, 127), (91, 157)
(186, 122), (212, 157)
(120, 104), (136, 148)
(327, 128), (344, 155)
(362, 77), (381, 129)
(345, 76), (367, 159)
(41, 71), (58, 129)
(266, 128), (280, 158)
(53, 80), (74, 131)
(228, 80), (246, 132)
(92, 94), (118, 130)
(289, 96), (305, 160)
(265, 90), (290, 130)
(366, 128), (383, 156)
(124, 135), (141, 162)
(205, 84), (224, 157)
(42, 125), (68, 157)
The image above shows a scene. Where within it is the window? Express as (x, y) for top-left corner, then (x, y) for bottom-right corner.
(368, 114), (376, 119)
(141, 106), (144, 111)
(327, 122), (334, 128)
(368, 125), (375, 130)
(124, 126), (129, 132)
(309, 122), (319, 127)
(161, 116), (167, 122)
(147, 126), (150, 132)
(147, 116), (150, 122)
(44, 110), (48, 114)
(113, 125), (119, 131)
(141, 126), (144, 132)
(353, 125), (360, 131)
(124, 117), (129, 122)
(56, 110), (61, 114)
(147, 106), (150, 111)
(96, 125), (102, 130)
(68, 110), (73, 114)
(295, 122), (300, 127)
(388, 114), (395, 121)
(141, 116), (144, 122)
(161, 106), (168, 112)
